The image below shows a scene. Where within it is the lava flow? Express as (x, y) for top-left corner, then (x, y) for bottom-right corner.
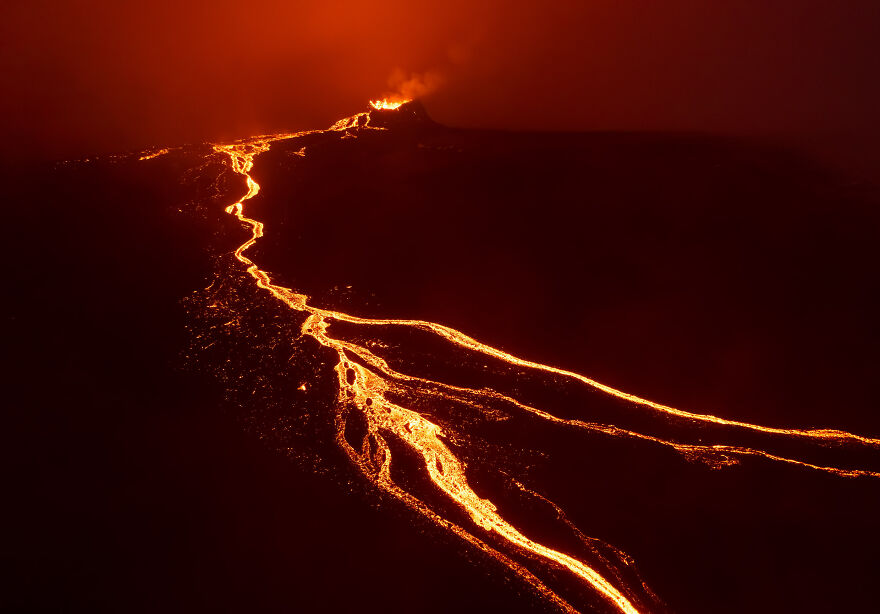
(369, 98), (408, 110)
(181, 101), (880, 614)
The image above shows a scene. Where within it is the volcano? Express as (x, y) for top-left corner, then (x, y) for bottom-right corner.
(368, 98), (437, 127)
(6, 101), (880, 613)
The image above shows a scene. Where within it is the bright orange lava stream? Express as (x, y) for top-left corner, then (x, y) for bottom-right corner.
(369, 98), (409, 110)
(203, 105), (880, 613)
(138, 147), (171, 161)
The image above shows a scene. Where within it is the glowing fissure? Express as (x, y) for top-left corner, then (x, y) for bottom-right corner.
(138, 148), (171, 161)
(203, 104), (880, 613)
(370, 98), (408, 110)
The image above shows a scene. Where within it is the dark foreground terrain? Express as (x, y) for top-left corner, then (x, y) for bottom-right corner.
(4, 104), (879, 612)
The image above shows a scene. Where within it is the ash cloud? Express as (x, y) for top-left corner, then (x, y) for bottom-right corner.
(382, 69), (444, 103)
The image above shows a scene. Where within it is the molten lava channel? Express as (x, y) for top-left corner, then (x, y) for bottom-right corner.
(179, 102), (880, 614)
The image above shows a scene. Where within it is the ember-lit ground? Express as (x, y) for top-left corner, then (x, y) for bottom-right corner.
(6, 104), (880, 613)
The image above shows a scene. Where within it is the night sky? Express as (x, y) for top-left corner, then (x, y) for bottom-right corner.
(3, 1), (880, 178)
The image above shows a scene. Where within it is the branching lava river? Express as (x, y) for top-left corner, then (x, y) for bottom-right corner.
(162, 101), (880, 613)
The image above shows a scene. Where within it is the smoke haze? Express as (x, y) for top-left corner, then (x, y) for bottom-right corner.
(3, 1), (879, 176)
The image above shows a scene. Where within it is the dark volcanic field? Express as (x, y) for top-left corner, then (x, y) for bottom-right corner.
(4, 108), (880, 613)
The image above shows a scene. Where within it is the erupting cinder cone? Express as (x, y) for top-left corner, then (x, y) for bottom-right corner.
(367, 99), (436, 130)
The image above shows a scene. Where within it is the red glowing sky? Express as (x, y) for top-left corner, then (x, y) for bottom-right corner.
(3, 1), (879, 174)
